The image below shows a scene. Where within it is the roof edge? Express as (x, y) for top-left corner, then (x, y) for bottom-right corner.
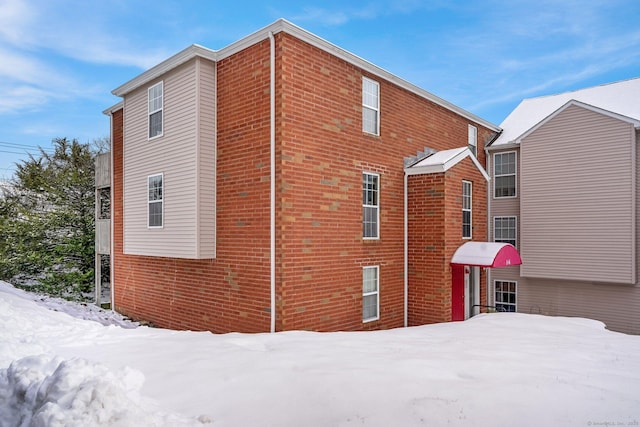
(405, 147), (490, 181)
(516, 99), (640, 143)
(109, 18), (499, 131)
(102, 101), (124, 115)
(112, 44), (217, 96)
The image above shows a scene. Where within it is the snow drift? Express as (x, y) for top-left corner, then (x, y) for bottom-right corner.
(1, 281), (639, 426)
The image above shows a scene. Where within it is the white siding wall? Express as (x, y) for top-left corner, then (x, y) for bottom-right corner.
(123, 58), (216, 259)
(197, 58), (216, 258)
(520, 104), (636, 284)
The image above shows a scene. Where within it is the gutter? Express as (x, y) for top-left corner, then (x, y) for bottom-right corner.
(269, 31), (276, 333)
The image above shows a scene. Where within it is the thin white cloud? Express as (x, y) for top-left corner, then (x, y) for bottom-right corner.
(0, 0), (173, 69)
(290, 7), (350, 26)
(0, 85), (50, 113)
(0, 0), (36, 45)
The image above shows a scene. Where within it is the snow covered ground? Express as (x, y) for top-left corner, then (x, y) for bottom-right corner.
(1, 281), (639, 426)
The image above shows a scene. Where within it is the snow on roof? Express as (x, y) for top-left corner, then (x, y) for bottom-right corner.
(405, 147), (490, 181)
(491, 77), (640, 146)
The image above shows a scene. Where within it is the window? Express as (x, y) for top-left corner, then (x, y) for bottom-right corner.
(462, 181), (472, 239)
(362, 172), (379, 239)
(494, 216), (517, 247)
(363, 266), (379, 322)
(493, 151), (516, 198)
(148, 174), (163, 228)
(362, 77), (380, 135)
(468, 125), (477, 156)
(495, 280), (517, 312)
(148, 82), (163, 138)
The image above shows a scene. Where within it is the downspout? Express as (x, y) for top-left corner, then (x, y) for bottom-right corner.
(269, 31), (276, 333)
(109, 111), (115, 311)
(403, 170), (408, 327)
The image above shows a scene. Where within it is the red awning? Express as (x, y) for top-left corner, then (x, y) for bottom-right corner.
(450, 242), (522, 268)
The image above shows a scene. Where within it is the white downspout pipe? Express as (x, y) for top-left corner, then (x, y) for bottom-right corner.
(109, 111), (115, 311)
(403, 170), (408, 327)
(269, 31), (276, 333)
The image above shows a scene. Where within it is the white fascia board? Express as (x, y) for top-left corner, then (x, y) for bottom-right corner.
(273, 20), (499, 132)
(109, 18), (500, 132)
(516, 99), (640, 144)
(405, 147), (490, 181)
(112, 45), (217, 96)
(102, 101), (124, 116)
(486, 140), (519, 151)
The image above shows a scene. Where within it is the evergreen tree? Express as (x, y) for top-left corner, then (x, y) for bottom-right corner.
(0, 138), (97, 299)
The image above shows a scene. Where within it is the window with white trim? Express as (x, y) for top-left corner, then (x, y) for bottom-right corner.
(362, 77), (380, 135)
(148, 174), (163, 228)
(494, 216), (517, 247)
(493, 151), (516, 198)
(462, 180), (472, 239)
(148, 81), (163, 139)
(363, 266), (379, 322)
(362, 172), (379, 239)
(468, 124), (477, 156)
(495, 280), (517, 312)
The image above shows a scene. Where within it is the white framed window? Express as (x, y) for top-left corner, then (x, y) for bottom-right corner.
(362, 172), (379, 239)
(148, 173), (163, 228)
(494, 216), (517, 247)
(493, 151), (516, 198)
(495, 280), (517, 312)
(363, 266), (379, 322)
(148, 81), (163, 139)
(468, 124), (477, 156)
(362, 77), (380, 135)
(462, 180), (472, 239)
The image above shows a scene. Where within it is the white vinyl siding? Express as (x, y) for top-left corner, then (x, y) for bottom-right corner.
(362, 77), (380, 135)
(363, 266), (379, 322)
(520, 104), (635, 284)
(493, 151), (516, 198)
(462, 180), (472, 239)
(494, 216), (516, 247)
(123, 57), (216, 259)
(148, 82), (163, 139)
(468, 124), (477, 156)
(362, 172), (379, 239)
(148, 174), (163, 228)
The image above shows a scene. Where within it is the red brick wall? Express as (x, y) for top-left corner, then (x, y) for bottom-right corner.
(112, 31), (496, 333)
(407, 157), (489, 326)
(275, 33), (494, 331)
(113, 41), (273, 333)
(443, 158), (489, 313)
(407, 173), (448, 325)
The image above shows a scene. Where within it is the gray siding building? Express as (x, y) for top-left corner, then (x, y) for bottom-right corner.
(486, 78), (640, 334)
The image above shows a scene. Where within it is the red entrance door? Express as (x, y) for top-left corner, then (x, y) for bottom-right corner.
(451, 264), (465, 321)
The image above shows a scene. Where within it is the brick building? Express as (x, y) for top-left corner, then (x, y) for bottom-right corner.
(102, 19), (503, 333)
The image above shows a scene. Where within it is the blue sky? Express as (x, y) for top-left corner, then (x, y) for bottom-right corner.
(1, 0), (639, 181)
